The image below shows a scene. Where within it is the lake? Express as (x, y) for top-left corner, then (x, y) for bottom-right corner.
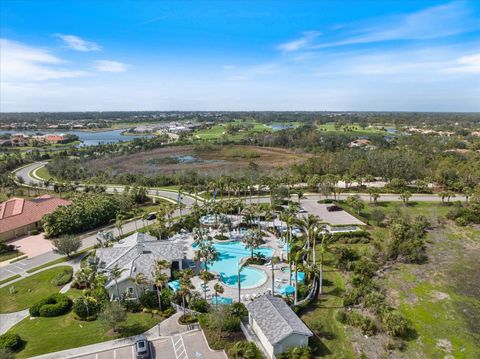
(0, 129), (153, 146)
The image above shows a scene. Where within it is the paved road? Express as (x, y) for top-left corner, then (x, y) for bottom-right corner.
(4, 162), (463, 282)
(14, 162), (199, 207)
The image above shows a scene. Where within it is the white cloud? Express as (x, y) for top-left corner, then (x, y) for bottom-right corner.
(281, 2), (479, 51)
(55, 34), (101, 51)
(277, 31), (320, 52)
(94, 60), (128, 73)
(442, 53), (480, 73)
(0, 38), (89, 81)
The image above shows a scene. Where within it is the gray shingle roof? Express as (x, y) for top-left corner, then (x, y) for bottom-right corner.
(247, 294), (313, 345)
(95, 232), (185, 284)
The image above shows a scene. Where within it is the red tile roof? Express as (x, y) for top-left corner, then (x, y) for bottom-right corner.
(0, 195), (71, 234)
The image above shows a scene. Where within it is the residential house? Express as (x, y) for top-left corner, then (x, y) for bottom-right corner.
(0, 195), (71, 241)
(95, 232), (188, 300)
(247, 294), (313, 358)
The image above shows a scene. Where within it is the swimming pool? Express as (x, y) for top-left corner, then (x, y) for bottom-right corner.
(206, 241), (273, 289)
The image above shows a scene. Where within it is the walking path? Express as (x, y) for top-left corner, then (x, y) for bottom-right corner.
(0, 309), (29, 335)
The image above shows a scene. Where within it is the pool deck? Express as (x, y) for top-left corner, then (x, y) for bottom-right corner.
(189, 230), (294, 303)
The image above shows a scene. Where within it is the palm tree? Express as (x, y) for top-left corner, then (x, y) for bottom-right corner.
(213, 282), (224, 308)
(133, 272), (148, 299)
(178, 269), (194, 317)
(152, 260), (170, 310)
(244, 230), (263, 258)
(317, 233), (335, 295)
(293, 250), (305, 304)
(270, 257), (280, 295)
(115, 214), (125, 237)
(200, 271), (214, 300)
(110, 265), (126, 300)
(295, 214), (320, 261)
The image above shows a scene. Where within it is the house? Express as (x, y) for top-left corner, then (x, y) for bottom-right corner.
(0, 195), (71, 241)
(44, 135), (67, 144)
(348, 139), (371, 148)
(247, 295), (313, 358)
(95, 232), (188, 300)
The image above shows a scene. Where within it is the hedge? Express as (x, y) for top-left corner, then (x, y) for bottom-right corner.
(51, 268), (73, 286)
(29, 293), (72, 317)
(0, 333), (23, 351)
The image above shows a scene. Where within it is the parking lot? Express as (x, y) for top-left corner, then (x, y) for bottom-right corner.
(75, 331), (226, 359)
(300, 199), (365, 225)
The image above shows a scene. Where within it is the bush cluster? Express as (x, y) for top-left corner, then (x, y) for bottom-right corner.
(51, 269), (73, 286)
(278, 346), (313, 359)
(139, 291), (158, 309)
(0, 333), (23, 352)
(227, 341), (263, 359)
(30, 294), (72, 317)
(73, 296), (102, 320)
(336, 310), (377, 336)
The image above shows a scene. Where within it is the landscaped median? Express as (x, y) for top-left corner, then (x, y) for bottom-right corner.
(0, 266), (73, 313)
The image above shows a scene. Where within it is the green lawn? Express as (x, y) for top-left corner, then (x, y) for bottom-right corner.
(299, 252), (355, 359)
(0, 250), (24, 262)
(316, 122), (392, 136)
(0, 266), (72, 313)
(10, 311), (162, 358)
(35, 166), (52, 180)
(342, 201), (451, 225)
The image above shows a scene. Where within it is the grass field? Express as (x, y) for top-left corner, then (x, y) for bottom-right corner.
(10, 311), (162, 358)
(0, 266), (72, 313)
(339, 200), (480, 358)
(35, 166), (52, 181)
(300, 252), (355, 359)
(88, 144), (309, 176)
(316, 122), (395, 136)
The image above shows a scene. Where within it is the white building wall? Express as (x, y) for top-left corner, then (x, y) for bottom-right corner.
(274, 333), (309, 355)
(249, 316), (275, 358)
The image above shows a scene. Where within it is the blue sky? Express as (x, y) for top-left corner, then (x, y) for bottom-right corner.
(1, 0), (479, 112)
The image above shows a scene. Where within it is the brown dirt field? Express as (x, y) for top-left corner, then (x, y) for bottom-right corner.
(88, 145), (309, 176)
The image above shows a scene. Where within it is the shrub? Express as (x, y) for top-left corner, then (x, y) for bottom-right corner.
(73, 296), (101, 320)
(179, 314), (198, 324)
(382, 311), (409, 337)
(364, 291), (387, 315)
(229, 302), (248, 318)
(30, 294), (72, 317)
(139, 290), (158, 309)
(123, 299), (142, 313)
(0, 333), (23, 351)
(347, 311), (377, 336)
(278, 346), (313, 359)
(51, 268), (73, 286)
(335, 309), (348, 323)
(214, 234), (229, 241)
(162, 307), (175, 317)
(0, 243), (16, 255)
(28, 229), (40, 235)
(228, 341), (263, 359)
(190, 298), (210, 313)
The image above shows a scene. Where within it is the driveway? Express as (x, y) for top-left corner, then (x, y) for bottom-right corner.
(7, 234), (53, 258)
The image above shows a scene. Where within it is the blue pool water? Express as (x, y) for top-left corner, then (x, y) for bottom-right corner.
(206, 242), (273, 289)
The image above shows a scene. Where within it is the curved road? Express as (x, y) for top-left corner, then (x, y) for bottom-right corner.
(15, 162), (462, 204)
(14, 162), (199, 207)
(2, 162), (464, 282)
